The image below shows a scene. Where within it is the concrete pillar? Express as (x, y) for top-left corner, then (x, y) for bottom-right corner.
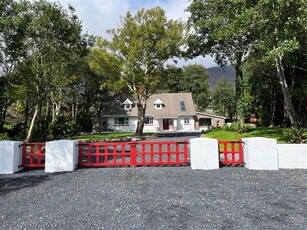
(173, 119), (177, 131)
(190, 138), (219, 170)
(278, 144), (307, 169)
(242, 137), (278, 170)
(0, 141), (23, 174)
(45, 140), (78, 173)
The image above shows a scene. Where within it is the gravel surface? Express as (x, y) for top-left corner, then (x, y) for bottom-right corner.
(1, 167), (306, 230)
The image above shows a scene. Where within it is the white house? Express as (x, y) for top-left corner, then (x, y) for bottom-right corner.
(95, 93), (197, 133)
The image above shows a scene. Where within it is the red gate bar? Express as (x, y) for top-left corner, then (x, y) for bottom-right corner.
(78, 140), (189, 167)
(134, 140), (189, 166)
(218, 139), (243, 165)
(78, 141), (133, 167)
(22, 142), (46, 168)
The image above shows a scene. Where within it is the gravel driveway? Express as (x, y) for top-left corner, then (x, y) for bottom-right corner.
(1, 167), (306, 230)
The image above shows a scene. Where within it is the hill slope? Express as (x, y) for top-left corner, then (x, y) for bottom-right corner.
(207, 66), (236, 88)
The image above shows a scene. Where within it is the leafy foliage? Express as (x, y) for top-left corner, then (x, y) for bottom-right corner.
(160, 64), (210, 111)
(211, 77), (235, 119)
(187, 0), (307, 127)
(283, 128), (307, 144)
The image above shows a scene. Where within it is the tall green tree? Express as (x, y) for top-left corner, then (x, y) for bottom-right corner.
(161, 64), (210, 111)
(187, 0), (307, 127)
(211, 77), (236, 119)
(0, 0), (28, 132)
(186, 0), (256, 121)
(11, 0), (88, 141)
(249, 0), (307, 127)
(91, 7), (185, 135)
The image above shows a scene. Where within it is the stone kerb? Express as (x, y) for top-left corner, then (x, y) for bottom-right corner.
(45, 140), (78, 173)
(242, 137), (279, 170)
(0, 141), (23, 174)
(190, 138), (219, 170)
(278, 144), (307, 169)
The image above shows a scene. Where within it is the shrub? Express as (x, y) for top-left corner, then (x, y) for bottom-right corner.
(0, 133), (9, 140)
(229, 122), (248, 134)
(284, 127), (307, 143)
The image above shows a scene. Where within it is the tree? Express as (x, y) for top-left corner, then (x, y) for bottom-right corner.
(186, 0), (256, 121)
(211, 77), (236, 119)
(0, 0), (28, 132)
(161, 64), (210, 111)
(91, 7), (185, 135)
(249, 0), (307, 127)
(187, 0), (307, 127)
(7, 0), (89, 141)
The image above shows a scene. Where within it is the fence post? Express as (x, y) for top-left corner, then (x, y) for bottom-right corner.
(242, 137), (278, 170)
(190, 138), (219, 170)
(0, 141), (23, 174)
(130, 141), (137, 166)
(45, 140), (78, 172)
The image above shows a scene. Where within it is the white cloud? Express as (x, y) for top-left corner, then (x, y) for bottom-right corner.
(50, 0), (217, 68)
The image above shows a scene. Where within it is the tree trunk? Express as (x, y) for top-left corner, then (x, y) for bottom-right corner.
(135, 93), (146, 136)
(234, 63), (245, 123)
(275, 56), (298, 127)
(26, 103), (39, 142)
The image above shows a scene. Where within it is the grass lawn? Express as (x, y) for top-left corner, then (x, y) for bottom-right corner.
(72, 132), (155, 140)
(203, 127), (286, 143)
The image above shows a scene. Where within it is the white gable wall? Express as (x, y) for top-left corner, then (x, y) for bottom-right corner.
(178, 116), (195, 131)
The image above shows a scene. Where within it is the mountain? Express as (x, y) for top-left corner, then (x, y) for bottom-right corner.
(206, 66), (236, 88)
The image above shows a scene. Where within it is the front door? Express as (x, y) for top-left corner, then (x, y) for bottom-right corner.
(163, 119), (169, 130)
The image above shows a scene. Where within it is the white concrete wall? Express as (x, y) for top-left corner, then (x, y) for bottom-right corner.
(190, 138), (219, 170)
(278, 144), (307, 169)
(45, 140), (78, 173)
(242, 137), (279, 170)
(107, 117), (137, 132)
(178, 116), (195, 131)
(0, 141), (23, 174)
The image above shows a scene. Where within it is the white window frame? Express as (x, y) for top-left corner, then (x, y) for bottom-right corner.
(184, 117), (190, 124)
(155, 104), (162, 109)
(114, 117), (129, 125)
(124, 104), (131, 110)
(144, 117), (154, 125)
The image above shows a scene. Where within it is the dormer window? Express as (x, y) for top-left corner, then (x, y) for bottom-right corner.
(125, 104), (131, 110)
(180, 101), (186, 111)
(122, 98), (133, 111)
(153, 98), (164, 110)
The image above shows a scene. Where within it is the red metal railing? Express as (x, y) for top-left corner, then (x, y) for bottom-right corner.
(218, 139), (244, 166)
(134, 141), (189, 166)
(78, 140), (189, 167)
(22, 142), (46, 168)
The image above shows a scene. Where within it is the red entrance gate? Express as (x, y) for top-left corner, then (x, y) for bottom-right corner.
(78, 140), (189, 167)
(218, 140), (244, 166)
(22, 142), (46, 168)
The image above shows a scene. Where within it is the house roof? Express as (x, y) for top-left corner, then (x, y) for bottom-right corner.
(196, 112), (226, 119)
(102, 93), (196, 118)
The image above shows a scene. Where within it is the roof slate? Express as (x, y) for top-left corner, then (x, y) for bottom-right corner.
(102, 93), (196, 118)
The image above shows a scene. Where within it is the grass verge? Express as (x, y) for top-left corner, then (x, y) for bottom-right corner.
(203, 127), (286, 143)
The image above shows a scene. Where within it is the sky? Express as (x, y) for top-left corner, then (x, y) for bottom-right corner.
(50, 0), (217, 68)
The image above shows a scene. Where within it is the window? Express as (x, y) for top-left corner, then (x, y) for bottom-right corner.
(180, 101), (186, 111)
(124, 104), (131, 110)
(184, 117), (190, 124)
(144, 117), (153, 125)
(155, 104), (162, 109)
(199, 118), (211, 126)
(114, 117), (129, 125)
